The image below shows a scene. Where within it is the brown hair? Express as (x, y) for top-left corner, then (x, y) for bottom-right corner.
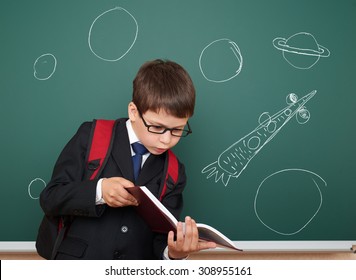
(132, 59), (196, 118)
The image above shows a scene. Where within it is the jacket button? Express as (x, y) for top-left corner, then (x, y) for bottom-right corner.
(113, 251), (126, 260)
(121, 226), (128, 233)
(113, 251), (120, 259)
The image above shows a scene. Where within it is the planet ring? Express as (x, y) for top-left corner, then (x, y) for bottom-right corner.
(273, 38), (330, 57)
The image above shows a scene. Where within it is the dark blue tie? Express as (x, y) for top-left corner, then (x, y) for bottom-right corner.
(132, 142), (148, 181)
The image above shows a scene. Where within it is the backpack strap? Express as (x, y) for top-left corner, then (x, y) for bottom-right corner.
(159, 149), (179, 201)
(86, 119), (116, 180)
(52, 119), (116, 259)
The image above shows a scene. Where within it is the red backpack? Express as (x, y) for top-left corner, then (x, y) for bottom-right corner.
(37, 119), (180, 259)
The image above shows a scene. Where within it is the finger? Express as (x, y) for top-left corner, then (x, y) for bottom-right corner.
(120, 178), (135, 188)
(105, 195), (131, 207)
(113, 194), (138, 207)
(167, 231), (175, 248)
(198, 241), (217, 251)
(105, 187), (138, 207)
(102, 177), (134, 195)
(175, 221), (185, 248)
(108, 177), (135, 189)
(118, 188), (138, 205)
(184, 216), (194, 238)
(116, 180), (138, 204)
(190, 219), (200, 250)
(184, 217), (199, 251)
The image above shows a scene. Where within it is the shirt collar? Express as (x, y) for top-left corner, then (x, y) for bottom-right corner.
(126, 119), (150, 159)
(126, 119), (139, 145)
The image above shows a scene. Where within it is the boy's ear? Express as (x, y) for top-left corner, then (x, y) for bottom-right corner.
(128, 102), (139, 121)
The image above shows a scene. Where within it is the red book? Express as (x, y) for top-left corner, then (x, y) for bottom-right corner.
(127, 186), (242, 251)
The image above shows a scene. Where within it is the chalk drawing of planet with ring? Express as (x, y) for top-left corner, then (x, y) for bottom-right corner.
(199, 38), (243, 83)
(273, 32), (330, 69)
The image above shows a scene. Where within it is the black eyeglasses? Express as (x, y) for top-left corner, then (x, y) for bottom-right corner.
(139, 112), (192, 137)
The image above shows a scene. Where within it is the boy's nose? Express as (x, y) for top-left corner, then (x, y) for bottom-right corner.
(159, 130), (172, 144)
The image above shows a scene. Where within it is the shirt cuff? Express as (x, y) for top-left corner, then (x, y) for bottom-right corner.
(95, 178), (106, 205)
(163, 246), (188, 260)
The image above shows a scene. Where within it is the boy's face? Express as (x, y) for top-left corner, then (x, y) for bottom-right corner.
(128, 102), (189, 155)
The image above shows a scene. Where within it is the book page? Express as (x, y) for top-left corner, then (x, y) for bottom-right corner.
(196, 223), (241, 250)
(140, 186), (178, 225)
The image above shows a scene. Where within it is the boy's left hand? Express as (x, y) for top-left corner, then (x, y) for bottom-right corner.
(167, 216), (216, 259)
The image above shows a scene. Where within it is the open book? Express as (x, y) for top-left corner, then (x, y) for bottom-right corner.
(127, 186), (242, 251)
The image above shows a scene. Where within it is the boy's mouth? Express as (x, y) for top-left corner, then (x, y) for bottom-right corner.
(153, 147), (167, 154)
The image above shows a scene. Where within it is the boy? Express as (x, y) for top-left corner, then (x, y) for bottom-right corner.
(36, 59), (216, 259)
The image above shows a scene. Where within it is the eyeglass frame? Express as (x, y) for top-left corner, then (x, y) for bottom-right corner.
(138, 111), (192, 137)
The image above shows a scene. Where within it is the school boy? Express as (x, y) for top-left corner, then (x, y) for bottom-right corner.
(36, 59), (216, 260)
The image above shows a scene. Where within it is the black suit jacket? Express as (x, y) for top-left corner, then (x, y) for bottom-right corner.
(38, 119), (187, 259)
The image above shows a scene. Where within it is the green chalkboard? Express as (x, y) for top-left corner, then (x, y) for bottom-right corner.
(1, 0), (355, 248)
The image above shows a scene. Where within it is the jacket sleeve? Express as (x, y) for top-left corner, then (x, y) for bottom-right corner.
(40, 121), (104, 218)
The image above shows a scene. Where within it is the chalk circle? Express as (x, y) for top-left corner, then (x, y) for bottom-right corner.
(28, 178), (46, 200)
(258, 112), (272, 127)
(296, 107), (311, 124)
(247, 136), (261, 150)
(254, 169), (326, 235)
(33, 53), (57, 80)
(199, 38), (243, 83)
(88, 7), (138, 62)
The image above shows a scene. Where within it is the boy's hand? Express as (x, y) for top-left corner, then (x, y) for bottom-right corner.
(167, 216), (217, 259)
(101, 177), (138, 207)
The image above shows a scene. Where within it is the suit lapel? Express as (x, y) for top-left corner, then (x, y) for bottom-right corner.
(111, 119), (134, 180)
(137, 153), (165, 186)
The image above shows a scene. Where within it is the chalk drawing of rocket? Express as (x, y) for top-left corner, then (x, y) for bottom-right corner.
(202, 90), (317, 186)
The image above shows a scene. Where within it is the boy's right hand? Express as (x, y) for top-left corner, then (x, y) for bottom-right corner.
(101, 177), (139, 207)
